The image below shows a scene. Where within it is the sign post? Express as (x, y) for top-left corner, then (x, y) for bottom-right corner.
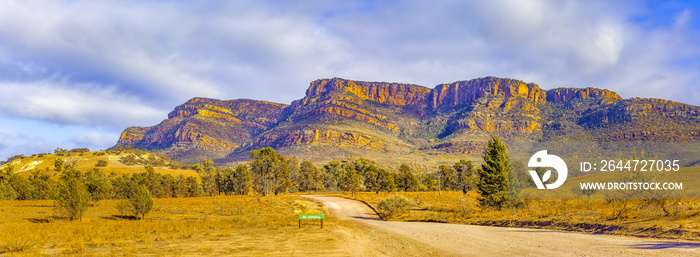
(298, 214), (325, 229)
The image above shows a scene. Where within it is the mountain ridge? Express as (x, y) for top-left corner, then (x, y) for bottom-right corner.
(115, 76), (700, 169)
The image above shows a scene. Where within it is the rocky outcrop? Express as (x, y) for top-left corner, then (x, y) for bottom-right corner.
(431, 77), (546, 108)
(546, 87), (621, 103)
(250, 127), (386, 149)
(303, 78), (432, 108)
(116, 127), (149, 146)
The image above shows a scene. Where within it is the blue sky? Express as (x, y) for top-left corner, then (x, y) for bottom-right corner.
(0, 0), (699, 160)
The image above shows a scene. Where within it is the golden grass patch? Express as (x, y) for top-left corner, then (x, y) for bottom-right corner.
(0, 195), (349, 256)
(334, 191), (700, 240)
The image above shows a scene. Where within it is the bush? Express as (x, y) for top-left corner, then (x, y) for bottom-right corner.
(116, 200), (131, 217)
(119, 154), (139, 165)
(455, 195), (479, 218)
(377, 194), (415, 219)
(96, 160), (108, 167)
(130, 185), (153, 220)
(55, 176), (90, 221)
(8, 175), (33, 200)
(0, 183), (17, 200)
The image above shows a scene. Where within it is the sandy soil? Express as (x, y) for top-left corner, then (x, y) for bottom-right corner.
(306, 195), (700, 257)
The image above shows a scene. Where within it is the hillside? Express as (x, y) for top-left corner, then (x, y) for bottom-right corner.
(1, 149), (198, 179)
(114, 77), (700, 170)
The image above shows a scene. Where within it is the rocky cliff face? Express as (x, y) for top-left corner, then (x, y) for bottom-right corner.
(431, 77), (546, 108)
(302, 78), (432, 108)
(114, 76), (700, 165)
(546, 87), (621, 103)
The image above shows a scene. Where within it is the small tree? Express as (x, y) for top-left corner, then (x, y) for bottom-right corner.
(185, 176), (203, 197)
(437, 165), (455, 195)
(9, 174), (34, 200)
(364, 166), (395, 193)
(297, 161), (324, 192)
(338, 167), (360, 197)
(231, 164), (252, 195)
(323, 161), (343, 192)
(85, 168), (112, 204)
(508, 161), (528, 200)
(478, 135), (510, 209)
(454, 160), (477, 194)
(194, 160), (218, 196)
(249, 147), (291, 196)
(130, 185), (153, 220)
(421, 176), (437, 191)
(397, 164), (419, 192)
(54, 158), (64, 172)
(56, 172), (90, 221)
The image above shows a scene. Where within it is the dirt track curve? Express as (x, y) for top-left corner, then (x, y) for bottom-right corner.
(305, 195), (700, 257)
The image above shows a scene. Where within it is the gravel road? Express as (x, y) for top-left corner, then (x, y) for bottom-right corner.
(305, 195), (700, 257)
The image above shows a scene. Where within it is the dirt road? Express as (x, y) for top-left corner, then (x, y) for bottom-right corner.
(306, 195), (700, 256)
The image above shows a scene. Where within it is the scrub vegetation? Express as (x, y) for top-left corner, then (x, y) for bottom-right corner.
(1, 137), (699, 255)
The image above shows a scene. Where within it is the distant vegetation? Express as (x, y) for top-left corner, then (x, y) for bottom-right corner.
(0, 137), (517, 221)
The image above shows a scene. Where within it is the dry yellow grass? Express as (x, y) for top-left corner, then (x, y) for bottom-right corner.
(0, 195), (352, 256)
(3, 151), (199, 180)
(336, 191), (700, 240)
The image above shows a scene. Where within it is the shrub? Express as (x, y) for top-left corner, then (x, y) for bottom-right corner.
(116, 200), (131, 217)
(8, 175), (33, 200)
(55, 175), (90, 221)
(131, 185), (153, 220)
(95, 160), (108, 167)
(119, 154), (139, 165)
(0, 183), (17, 200)
(455, 195), (479, 218)
(377, 194), (415, 219)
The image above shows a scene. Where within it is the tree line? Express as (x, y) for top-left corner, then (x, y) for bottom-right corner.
(0, 135), (520, 213)
(0, 163), (204, 201)
(189, 147), (480, 198)
(198, 136), (520, 208)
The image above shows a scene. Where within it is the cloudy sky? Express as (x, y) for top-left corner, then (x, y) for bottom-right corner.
(0, 0), (698, 160)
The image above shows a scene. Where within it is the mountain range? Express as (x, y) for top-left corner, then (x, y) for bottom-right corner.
(114, 77), (700, 170)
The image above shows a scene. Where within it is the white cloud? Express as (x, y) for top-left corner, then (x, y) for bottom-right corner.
(0, 1), (696, 104)
(316, 1), (699, 105)
(0, 0), (349, 107)
(70, 132), (119, 150)
(0, 129), (16, 148)
(0, 78), (163, 127)
(0, 129), (55, 161)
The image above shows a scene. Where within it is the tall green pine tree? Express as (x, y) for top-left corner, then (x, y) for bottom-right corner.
(478, 135), (510, 209)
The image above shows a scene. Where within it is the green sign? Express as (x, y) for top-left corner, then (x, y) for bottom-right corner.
(299, 214), (324, 220)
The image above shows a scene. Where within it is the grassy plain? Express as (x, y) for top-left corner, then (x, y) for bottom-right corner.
(336, 190), (700, 240)
(0, 196), (356, 256)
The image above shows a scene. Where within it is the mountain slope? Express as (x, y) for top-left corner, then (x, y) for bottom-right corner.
(116, 97), (288, 163)
(115, 77), (700, 169)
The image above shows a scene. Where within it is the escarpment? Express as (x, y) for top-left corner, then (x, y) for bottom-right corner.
(115, 76), (700, 166)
